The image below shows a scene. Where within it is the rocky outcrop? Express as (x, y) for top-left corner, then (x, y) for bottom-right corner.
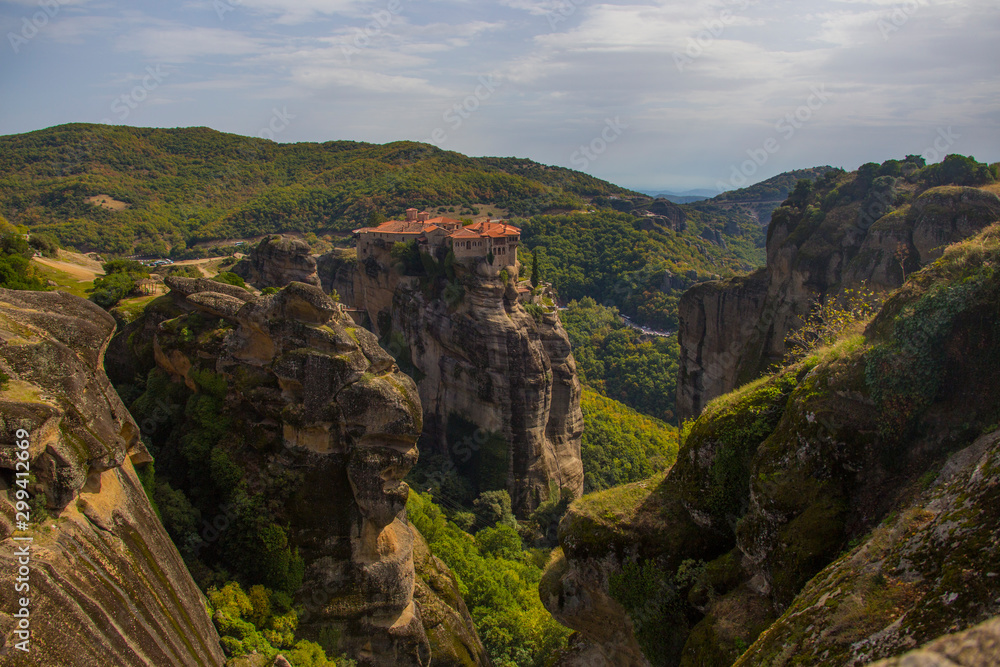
(137, 279), (486, 666)
(865, 615), (1000, 667)
(544, 221), (1000, 666)
(232, 235), (321, 289)
(324, 244), (584, 516)
(0, 289), (224, 666)
(676, 174), (1000, 420)
(411, 527), (490, 666)
(675, 269), (768, 419)
(317, 248), (359, 305)
(736, 428), (1000, 665)
(634, 199), (688, 234)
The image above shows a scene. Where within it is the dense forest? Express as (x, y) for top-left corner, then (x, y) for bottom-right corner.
(0, 124), (636, 254)
(0, 123), (842, 331)
(560, 296), (680, 422)
(580, 388), (677, 493)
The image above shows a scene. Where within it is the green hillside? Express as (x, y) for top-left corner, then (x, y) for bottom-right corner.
(0, 123), (637, 255)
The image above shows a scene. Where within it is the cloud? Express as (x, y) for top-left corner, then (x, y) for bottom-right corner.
(116, 25), (263, 60)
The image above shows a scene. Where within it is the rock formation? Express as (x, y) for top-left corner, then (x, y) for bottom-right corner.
(865, 615), (1000, 667)
(126, 276), (486, 666)
(232, 235), (321, 289)
(633, 199), (688, 234)
(320, 241), (584, 516)
(543, 219), (1000, 666)
(0, 289), (225, 666)
(676, 168), (1000, 420)
(317, 249), (358, 305)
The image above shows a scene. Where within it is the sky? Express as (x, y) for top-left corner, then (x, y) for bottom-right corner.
(1, 0), (998, 192)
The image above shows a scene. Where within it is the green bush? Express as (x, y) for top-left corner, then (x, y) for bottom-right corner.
(523, 302), (544, 322)
(0, 233), (48, 290)
(207, 581), (334, 664)
(27, 232), (59, 257)
(473, 490), (517, 531)
(212, 271), (246, 288)
(102, 259), (149, 275)
(90, 271), (140, 308)
(476, 524), (522, 560)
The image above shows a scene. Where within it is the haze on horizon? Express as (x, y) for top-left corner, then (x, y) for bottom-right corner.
(1, 0), (997, 193)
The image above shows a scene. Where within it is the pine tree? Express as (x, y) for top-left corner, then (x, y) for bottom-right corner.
(531, 248), (540, 288)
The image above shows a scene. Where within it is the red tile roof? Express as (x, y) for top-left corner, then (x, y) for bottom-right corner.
(358, 214), (520, 241)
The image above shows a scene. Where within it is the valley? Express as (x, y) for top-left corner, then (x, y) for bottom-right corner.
(1, 127), (999, 667)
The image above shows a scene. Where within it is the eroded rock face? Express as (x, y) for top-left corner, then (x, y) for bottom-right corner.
(322, 245), (584, 516)
(410, 526), (490, 666)
(545, 223), (1000, 666)
(232, 235), (322, 289)
(540, 549), (650, 667)
(864, 615), (1000, 667)
(145, 279), (484, 666)
(675, 270), (768, 419)
(0, 289), (225, 666)
(676, 183), (1000, 421)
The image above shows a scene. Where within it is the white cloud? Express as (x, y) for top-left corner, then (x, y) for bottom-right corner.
(116, 26), (263, 60)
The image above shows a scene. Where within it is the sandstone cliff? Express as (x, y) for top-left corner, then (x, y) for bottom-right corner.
(543, 220), (1000, 666)
(676, 161), (1000, 420)
(119, 277), (486, 666)
(319, 244), (584, 516)
(0, 289), (225, 666)
(232, 235), (321, 289)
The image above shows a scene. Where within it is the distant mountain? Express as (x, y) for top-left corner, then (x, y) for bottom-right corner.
(711, 166), (835, 203)
(641, 188), (719, 203)
(688, 166), (836, 227)
(0, 123), (638, 255)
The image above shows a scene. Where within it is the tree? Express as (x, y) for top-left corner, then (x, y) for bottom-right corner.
(473, 490), (517, 531)
(212, 271), (246, 288)
(530, 248), (540, 288)
(90, 260), (150, 308)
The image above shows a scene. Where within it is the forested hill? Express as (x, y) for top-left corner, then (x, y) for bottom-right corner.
(685, 165), (835, 228)
(711, 166), (834, 203)
(0, 123), (638, 254)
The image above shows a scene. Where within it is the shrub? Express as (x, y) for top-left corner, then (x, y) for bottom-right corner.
(90, 272), (140, 308)
(473, 490), (517, 531)
(783, 285), (882, 365)
(212, 271), (246, 288)
(102, 259), (149, 275)
(0, 233), (48, 290)
(476, 524), (523, 560)
(28, 232), (59, 257)
(407, 491), (571, 666)
(523, 302), (544, 322)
